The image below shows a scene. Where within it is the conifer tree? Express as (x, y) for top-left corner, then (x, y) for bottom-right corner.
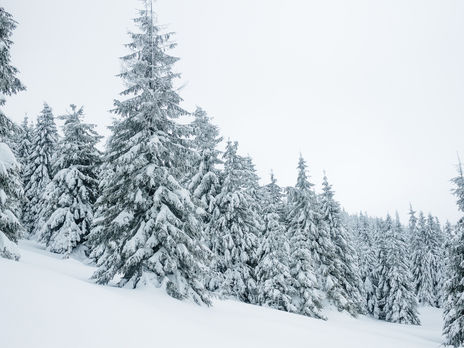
(432, 216), (446, 306)
(0, 142), (22, 261)
(14, 116), (33, 169)
(444, 221), (455, 240)
(88, 2), (210, 305)
(412, 211), (439, 306)
(0, 7), (25, 260)
(440, 221), (454, 307)
(442, 220), (455, 290)
(411, 212), (443, 307)
(23, 103), (58, 234)
(319, 174), (364, 315)
(0, 8), (25, 103)
(13, 116), (33, 221)
(354, 213), (379, 315)
(37, 105), (101, 256)
(408, 204), (418, 248)
(256, 173), (296, 312)
(376, 214), (420, 324)
(369, 217), (385, 319)
(442, 161), (464, 347)
(241, 155), (262, 201)
(208, 141), (261, 303)
(286, 155), (325, 319)
(188, 107), (222, 246)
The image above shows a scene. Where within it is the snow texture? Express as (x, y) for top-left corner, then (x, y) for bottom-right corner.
(0, 241), (445, 348)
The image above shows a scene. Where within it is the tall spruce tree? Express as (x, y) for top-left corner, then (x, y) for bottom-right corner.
(440, 220), (453, 307)
(14, 116), (32, 168)
(256, 173), (296, 312)
(37, 105), (101, 256)
(187, 107), (222, 247)
(412, 211), (439, 306)
(431, 215), (446, 306)
(442, 161), (464, 347)
(23, 103), (58, 234)
(286, 155), (325, 319)
(207, 141), (261, 303)
(376, 214), (420, 324)
(88, 2), (210, 305)
(0, 7), (25, 260)
(354, 213), (379, 315)
(319, 174), (364, 315)
(15, 116), (33, 223)
(0, 142), (22, 261)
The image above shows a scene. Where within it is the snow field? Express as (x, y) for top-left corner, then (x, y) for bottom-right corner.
(0, 241), (443, 348)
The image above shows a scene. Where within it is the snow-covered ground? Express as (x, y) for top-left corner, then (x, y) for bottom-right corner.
(1, 241), (444, 348)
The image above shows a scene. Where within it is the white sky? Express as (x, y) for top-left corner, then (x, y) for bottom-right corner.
(3, 0), (464, 223)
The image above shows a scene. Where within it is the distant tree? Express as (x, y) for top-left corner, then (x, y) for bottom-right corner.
(0, 7), (25, 260)
(37, 105), (102, 256)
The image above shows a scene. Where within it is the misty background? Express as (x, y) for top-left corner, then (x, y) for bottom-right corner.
(3, 0), (464, 223)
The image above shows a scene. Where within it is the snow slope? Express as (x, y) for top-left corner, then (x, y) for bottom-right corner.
(1, 241), (444, 348)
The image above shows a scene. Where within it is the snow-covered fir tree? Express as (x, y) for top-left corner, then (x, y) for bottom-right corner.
(411, 211), (439, 306)
(375, 214), (420, 324)
(187, 107), (222, 246)
(208, 141), (261, 303)
(88, 2), (210, 305)
(0, 142), (22, 261)
(13, 116), (33, 218)
(441, 220), (454, 306)
(444, 221), (455, 243)
(0, 7), (25, 117)
(23, 103), (58, 235)
(409, 206), (447, 307)
(241, 155), (263, 201)
(37, 105), (101, 256)
(0, 7), (25, 261)
(319, 174), (364, 315)
(408, 204), (418, 248)
(14, 116), (33, 169)
(256, 173), (296, 312)
(352, 213), (379, 315)
(442, 161), (464, 347)
(430, 215), (446, 306)
(411, 210), (443, 307)
(285, 155), (325, 319)
(442, 221), (455, 285)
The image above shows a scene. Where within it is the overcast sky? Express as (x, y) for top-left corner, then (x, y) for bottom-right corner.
(3, 0), (464, 223)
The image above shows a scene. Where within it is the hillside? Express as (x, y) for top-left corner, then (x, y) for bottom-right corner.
(0, 241), (444, 348)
